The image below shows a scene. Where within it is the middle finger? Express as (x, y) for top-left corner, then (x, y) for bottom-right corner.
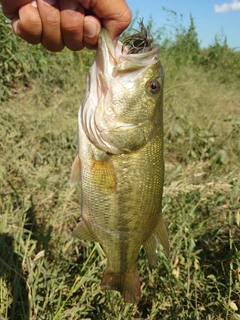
(60, 0), (85, 51)
(37, 0), (64, 52)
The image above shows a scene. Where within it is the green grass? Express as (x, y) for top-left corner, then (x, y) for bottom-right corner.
(0, 10), (240, 319)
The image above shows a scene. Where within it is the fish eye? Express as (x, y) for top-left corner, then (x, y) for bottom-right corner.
(147, 80), (161, 94)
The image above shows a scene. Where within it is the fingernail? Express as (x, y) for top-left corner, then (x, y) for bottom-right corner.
(11, 17), (19, 34)
(84, 21), (97, 38)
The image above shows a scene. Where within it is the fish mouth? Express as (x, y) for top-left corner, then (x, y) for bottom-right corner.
(97, 28), (160, 77)
(95, 28), (161, 104)
(81, 28), (162, 154)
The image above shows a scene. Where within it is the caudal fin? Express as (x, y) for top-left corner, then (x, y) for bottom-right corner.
(101, 267), (141, 304)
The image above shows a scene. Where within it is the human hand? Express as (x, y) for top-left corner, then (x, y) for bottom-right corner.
(0, 0), (131, 51)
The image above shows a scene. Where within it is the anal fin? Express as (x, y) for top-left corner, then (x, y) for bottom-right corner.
(101, 266), (141, 304)
(73, 220), (97, 242)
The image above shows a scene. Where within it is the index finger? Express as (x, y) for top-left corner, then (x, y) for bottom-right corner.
(78, 0), (131, 38)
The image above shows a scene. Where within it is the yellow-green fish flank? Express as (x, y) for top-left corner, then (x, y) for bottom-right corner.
(70, 27), (169, 304)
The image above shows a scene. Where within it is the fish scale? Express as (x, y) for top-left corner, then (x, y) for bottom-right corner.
(70, 27), (169, 304)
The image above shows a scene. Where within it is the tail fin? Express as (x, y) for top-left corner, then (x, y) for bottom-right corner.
(101, 266), (141, 304)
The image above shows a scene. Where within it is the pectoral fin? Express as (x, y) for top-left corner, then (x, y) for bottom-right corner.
(143, 215), (169, 266)
(90, 155), (116, 194)
(73, 220), (97, 242)
(70, 155), (81, 187)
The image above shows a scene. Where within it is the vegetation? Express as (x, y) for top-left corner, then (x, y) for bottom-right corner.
(0, 9), (240, 320)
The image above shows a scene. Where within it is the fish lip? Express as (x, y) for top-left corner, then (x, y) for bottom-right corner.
(98, 28), (161, 73)
(97, 28), (118, 73)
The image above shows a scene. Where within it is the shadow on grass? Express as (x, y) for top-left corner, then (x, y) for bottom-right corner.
(0, 233), (29, 320)
(24, 194), (53, 253)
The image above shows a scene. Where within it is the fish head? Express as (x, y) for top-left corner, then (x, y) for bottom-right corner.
(81, 28), (164, 154)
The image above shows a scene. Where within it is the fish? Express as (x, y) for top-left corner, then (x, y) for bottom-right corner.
(70, 26), (169, 304)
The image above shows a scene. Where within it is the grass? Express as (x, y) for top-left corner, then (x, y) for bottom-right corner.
(0, 10), (240, 319)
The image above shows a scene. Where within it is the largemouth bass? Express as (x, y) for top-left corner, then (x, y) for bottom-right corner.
(70, 27), (169, 304)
